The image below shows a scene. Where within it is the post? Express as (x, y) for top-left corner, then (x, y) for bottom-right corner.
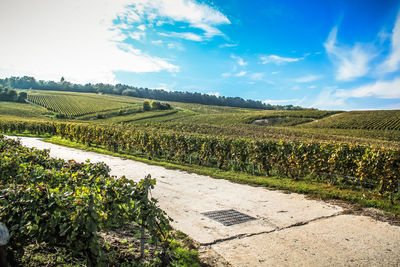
(140, 175), (150, 259)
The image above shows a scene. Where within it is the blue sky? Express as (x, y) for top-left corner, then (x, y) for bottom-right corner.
(1, 0), (400, 110)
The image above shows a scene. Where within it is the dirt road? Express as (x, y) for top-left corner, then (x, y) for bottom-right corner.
(11, 136), (400, 266)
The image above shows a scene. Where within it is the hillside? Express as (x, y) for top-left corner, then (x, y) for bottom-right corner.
(0, 76), (304, 110)
(300, 110), (400, 131)
(1, 90), (400, 147)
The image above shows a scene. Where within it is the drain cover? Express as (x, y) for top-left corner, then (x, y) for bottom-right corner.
(202, 209), (256, 226)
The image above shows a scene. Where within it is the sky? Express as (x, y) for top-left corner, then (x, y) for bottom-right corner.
(0, 0), (400, 110)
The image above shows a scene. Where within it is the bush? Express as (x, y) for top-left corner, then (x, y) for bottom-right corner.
(143, 100), (151, 111)
(0, 135), (172, 265)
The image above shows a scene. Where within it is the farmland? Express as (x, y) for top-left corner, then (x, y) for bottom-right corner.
(27, 90), (143, 118)
(1, 89), (400, 265)
(300, 110), (400, 130)
(1, 90), (400, 200)
(1, 90), (400, 147)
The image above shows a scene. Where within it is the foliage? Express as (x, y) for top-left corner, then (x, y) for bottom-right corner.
(0, 135), (174, 265)
(1, 121), (399, 200)
(143, 100), (151, 111)
(0, 85), (27, 103)
(150, 100), (171, 111)
(301, 110), (400, 131)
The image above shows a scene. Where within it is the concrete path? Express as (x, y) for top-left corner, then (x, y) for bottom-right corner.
(11, 137), (400, 266)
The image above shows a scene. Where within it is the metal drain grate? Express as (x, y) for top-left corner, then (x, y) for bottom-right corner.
(202, 209), (256, 226)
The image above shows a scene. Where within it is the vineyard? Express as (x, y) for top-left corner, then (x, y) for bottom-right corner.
(301, 110), (400, 130)
(0, 135), (199, 266)
(1, 120), (399, 202)
(27, 91), (142, 118)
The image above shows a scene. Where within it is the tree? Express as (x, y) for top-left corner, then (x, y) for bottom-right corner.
(143, 100), (151, 111)
(17, 91), (28, 103)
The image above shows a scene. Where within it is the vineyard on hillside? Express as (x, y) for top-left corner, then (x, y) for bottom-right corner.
(301, 110), (400, 130)
(27, 91), (142, 118)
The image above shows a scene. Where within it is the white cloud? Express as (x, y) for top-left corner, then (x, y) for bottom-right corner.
(294, 75), (321, 83)
(250, 73), (264, 81)
(219, 43), (238, 48)
(125, 0), (230, 40)
(260, 55), (303, 65)
(271, 71), (279, 75)
(309, 85), (317, 89)
(235, 71), (247, 77)
(378, 11), (400, 73)
(0, 0), (178, 84)
(263, 99), (300, 105)
(311, 88), (347, 110)
(167, 43), (184, 50)
(324, 27), (374, 81)
(137, 24), (146, 31)
(335, 78), (400, 99)
(129, 31), (145, 40)
(231, 55), (247, 66)
(151, 40), (163, 45)
(159, 31), (203, 41)
(221, 72), (231, 77)
(206, 92), (220, 97)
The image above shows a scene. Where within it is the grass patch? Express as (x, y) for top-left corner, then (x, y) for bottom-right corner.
(44, 136), (400, 216)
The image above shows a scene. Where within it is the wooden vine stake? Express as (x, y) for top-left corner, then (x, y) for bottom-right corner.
(140, 174), (151, 259)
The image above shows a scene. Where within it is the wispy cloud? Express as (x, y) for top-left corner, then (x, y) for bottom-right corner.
(263, 98), (301, 105)
(324, 26), (374, 81)
(294, 75), (321, 83)
(249, 73), (264, 81)
(221, 72), (231, 77)
(122, 0), (230, 41)
(378, 11), (400, 73)
(0, 0), (178, 84)
(137, 24), (146, 31)
(235, 71), (247, 77)
(335, 78), (400, 99)
(219, 43), (238, 48)
(151, 40), (163, 45)
(129, 31), (145, 40)
(159, 32), (203, 41)
(311, 87), (347, 110)
(260, 55), (303, 65)
(231, 55), (247, 66)
(167, 42), (184, 50)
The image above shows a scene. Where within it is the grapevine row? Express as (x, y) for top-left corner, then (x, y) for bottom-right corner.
(27, 94), (133, 117)
(1, 120), (399, 199)
(0, 135), (172, 265)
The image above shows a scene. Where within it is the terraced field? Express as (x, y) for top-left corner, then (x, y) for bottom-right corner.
(27, 91), (143, 117)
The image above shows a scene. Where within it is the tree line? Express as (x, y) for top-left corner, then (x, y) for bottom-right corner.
(0, 76), (305, 110)
(0, 85), (27, 103)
